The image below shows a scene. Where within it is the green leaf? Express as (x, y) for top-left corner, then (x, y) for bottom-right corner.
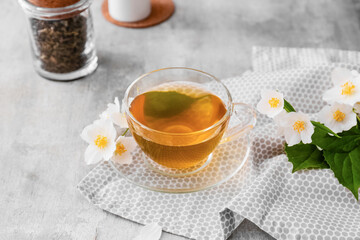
(283, 99), (296, 113)
(324, 146), (360, 200)
(144, 91), (196, 118)
(312, 126), (360, 153)
(285, 143), (329, 173)
(310, 121), (341, 138)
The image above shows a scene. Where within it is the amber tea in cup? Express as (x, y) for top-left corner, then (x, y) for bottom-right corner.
(129, 82), (228, 168)
(124, 67), (256, 175)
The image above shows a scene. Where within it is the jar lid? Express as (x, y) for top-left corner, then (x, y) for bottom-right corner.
(19, 0), (92, 19)
(28, 0), (81, 8)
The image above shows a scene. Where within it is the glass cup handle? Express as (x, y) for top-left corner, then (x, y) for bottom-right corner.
(220, 102), (257, 144)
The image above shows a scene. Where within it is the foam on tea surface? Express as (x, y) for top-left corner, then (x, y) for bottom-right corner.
(130, 82), (226, 133)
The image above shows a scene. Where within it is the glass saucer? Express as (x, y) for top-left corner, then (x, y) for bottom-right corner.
(109, 135), (251, 193)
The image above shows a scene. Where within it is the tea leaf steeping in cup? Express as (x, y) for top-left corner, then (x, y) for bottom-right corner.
(144, 91), (196, 118)
(130, 83), (226, 134)
(128, 82), (228, 169)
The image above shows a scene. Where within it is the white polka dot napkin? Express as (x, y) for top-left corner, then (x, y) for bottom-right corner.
(221, 60), (360, 240)
(252, 46), (360, 72)
(78, 47), (360, 240)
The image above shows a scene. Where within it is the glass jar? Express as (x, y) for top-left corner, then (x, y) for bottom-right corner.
(18, 0), (98, 81)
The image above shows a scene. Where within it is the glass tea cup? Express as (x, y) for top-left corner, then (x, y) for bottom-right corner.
(124, 67), (256, 176)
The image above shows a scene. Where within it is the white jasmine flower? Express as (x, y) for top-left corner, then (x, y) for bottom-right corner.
(323, 68), (360, 106)
(274, 110), (288, 136)
(80, 119), (117, 165)
(100, 97), (128, 128)
(99, 97), (120, 120)
(351, 70), (360, 77)
(111, 136), (137, 164)
(354, 102), (360, 114)
(331, 67), (355, 85)
(318, 103), (357, 133)
(111, 99), (128, 128)
(133, 223), (162, 240)
(256, 89), (284, 118)
(278, 112), (314, 146)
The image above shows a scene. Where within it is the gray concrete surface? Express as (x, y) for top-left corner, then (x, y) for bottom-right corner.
(2, 0), (360, 239)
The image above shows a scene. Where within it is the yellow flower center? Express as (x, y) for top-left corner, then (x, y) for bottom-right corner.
(333, 110), (345, 122)
(268, 98), (280, 108)
(115, 142), (127, 156)
(293, 121), (305, 133)
(341, 82), (355, 95)
(94, 135), (108, 149)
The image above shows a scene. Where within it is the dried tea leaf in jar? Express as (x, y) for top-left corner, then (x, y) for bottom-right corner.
(31, 16), (88, 73)
(19, 0), (98, 80)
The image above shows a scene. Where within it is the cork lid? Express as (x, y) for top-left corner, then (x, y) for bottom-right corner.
(28, 0), (81, 8)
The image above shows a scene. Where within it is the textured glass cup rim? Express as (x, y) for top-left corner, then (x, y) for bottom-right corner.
(124, 67), (233, 136)
(18, 0), (92, 18)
